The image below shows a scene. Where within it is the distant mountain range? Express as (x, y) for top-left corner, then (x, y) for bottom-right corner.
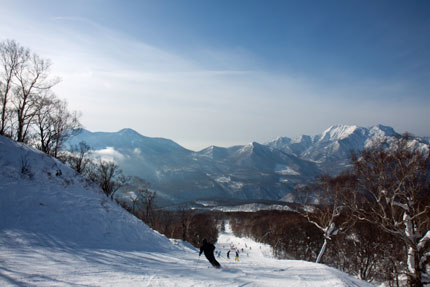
(65, 125), (429, 207)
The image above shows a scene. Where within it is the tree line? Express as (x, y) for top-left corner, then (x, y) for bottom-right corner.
(230, 135), (430, 287)
(229, 210), (404, 285)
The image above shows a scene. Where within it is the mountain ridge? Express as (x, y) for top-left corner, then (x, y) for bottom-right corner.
(65, 124), (428, 206)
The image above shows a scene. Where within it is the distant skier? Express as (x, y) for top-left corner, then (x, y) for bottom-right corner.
(235, 251), (239, 262)
(199, 239), (221, 269)
(227, 250), (230, 259)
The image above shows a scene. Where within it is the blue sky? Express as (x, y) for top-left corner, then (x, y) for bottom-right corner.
(1, 0), (429, 150)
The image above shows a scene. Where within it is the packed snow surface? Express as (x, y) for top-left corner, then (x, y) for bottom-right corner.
(0, 135), (371, 286)
(0, 226), (372, 287)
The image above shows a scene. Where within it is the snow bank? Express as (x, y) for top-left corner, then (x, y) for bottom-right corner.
(0, 135), (174, 252)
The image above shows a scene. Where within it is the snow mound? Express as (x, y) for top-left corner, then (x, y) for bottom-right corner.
(0, 135), (174, 252)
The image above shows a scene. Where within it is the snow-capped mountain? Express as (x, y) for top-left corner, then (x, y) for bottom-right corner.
(65, 124), (428, 205)
(266, 124), (408, 174)
(268, 124), (399, 161)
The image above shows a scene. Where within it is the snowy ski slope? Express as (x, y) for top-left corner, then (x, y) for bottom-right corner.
(0, 135), (371, 286)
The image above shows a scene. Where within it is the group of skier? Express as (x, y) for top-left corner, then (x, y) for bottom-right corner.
(199, 239), (242, 269)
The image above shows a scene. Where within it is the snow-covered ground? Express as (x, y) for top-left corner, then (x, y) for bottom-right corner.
(0, 226), (372, 287)
(0, 135), (372, 286)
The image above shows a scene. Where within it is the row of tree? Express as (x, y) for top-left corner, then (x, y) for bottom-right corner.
(0, 39), (80, 156)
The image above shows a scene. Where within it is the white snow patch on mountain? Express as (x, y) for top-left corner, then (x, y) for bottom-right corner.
(230, 181), (245, 190)
(275, 164), (300, 176)
(216, 176), (231, 183)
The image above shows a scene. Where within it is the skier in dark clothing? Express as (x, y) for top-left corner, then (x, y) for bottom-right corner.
(235, 250), (239, 262)
(227, 250), (230, 259)
(199, 239), (221, 268)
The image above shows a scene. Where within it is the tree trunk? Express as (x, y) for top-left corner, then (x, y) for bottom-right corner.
(404, 212), (425, 287)
(407, 246), (423, 287)
(0, 79), (11, 135)
(316, 237), (328, 263)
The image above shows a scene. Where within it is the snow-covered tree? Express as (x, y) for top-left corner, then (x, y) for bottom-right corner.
(297, 174), (352, 263)
(349, 135), (430, 287)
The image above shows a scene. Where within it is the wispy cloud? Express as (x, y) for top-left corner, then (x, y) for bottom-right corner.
(1, 9), (428, 150)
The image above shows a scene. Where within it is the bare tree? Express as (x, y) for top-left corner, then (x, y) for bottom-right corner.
(127, 182), (153, 218)
(48, 98), (80, 158)
(180, 206), (192, 241)
(58, 141), (91, 175)
(0, 40), (29, 135)
(141, 185), (156, 227)
(297, 173), (352, 263)
(12, 49), (59, 142)
(34, 94), (81, 157)
(88, 159), (128, 198)
(0, 39), (81, 155)
(128, 190), (140, 215)
(349, 135), (430, 287)
(33, 93), (53, 153)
